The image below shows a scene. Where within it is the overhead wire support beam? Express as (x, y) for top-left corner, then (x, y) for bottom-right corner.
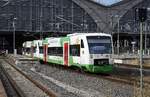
(1, 0), (11, 7)
(56, 16), (80, 27)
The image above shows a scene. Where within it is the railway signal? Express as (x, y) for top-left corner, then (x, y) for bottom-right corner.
(135, 8), (147, 22)
(138, 8), (147, 22)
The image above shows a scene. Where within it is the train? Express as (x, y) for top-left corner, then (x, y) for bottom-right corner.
(22, 41), (32, 56)
(23, 33), (114, 73)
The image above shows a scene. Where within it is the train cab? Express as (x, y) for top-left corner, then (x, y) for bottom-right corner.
(32, 40), (43, 59)
(68, 33), (113, 73)
(22, 41), (32, 57)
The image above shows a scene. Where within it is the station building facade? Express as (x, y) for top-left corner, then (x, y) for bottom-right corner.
(0, 0), (149, 54)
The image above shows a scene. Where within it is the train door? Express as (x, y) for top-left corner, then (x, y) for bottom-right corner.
(80, 39), (86, 64)
(31, 46), (34, 58)
(36, 42), (39, 58)
(43, 44), (48, 63)
(63, 42), (69, 66)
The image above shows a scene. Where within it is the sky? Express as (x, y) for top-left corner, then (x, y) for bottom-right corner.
(93, 0), (122, 6)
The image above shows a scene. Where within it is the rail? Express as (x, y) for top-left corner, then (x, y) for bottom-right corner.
(2, 57), (57, 97)
(0, 80), (8, 97)
(0, 61), (26, 97)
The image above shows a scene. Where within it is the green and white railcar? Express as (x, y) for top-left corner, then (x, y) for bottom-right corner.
(22, 41), (32, 57)
(43, 33), (113, 73)
(32, 40), (43, 60)
(22, 42), (25, 55)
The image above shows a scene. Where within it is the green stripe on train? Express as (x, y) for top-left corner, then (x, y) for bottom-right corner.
(71, 63), (113, 73)
(47, 57), (113, 73)
(47, 59), (63, 65)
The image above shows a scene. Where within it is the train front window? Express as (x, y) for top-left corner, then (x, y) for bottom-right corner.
(26, 48), (30, 53)
(87, 36), (112, 54)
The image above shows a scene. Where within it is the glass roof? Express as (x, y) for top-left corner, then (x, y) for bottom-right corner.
(92, 0), (122, 6)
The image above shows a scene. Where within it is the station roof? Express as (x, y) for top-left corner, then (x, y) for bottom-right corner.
(73, 0), (143, 33)
(90, 0), (123, 6)
(0, 0), (146, 34)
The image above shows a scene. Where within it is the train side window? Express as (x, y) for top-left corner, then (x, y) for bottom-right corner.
(70, 45), (80, 56)
(39, 47), (43, 53)
(48, 47), (63, 56)
(81, 40), (84, 48)
(26, 48), (30, 53)
(33, 47), (36, 53)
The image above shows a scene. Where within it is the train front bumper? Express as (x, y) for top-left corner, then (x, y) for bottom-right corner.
(86, 65), (113, 73)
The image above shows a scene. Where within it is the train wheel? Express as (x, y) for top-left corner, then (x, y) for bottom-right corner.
(39, 60), (44, 64)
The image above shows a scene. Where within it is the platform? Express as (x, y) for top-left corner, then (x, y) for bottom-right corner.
(113, 54), (150, 69)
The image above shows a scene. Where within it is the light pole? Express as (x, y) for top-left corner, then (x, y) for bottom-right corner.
(113, 15), (121, 55)
(137, 7), (148, 97)
(13, 17), (17, 56)
(139, 21), (143, 97)
(144, 22), (147, 54)
(117, 17), (120, 55)
(2, 37), (5, 50)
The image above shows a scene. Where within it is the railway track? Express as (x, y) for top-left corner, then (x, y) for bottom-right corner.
(41, 62), (142, 85)
(0, 80), (8, 97)
(0, 56), (57, 97)
(6, 55), (144, 85)
(45, 62), (150, 86)
(0, 61), (26, 97)
(75, 67), (150, 86)
(5, 54), (150, 97)
(7, 54), (149, 85)
(71, 68), (138, 85)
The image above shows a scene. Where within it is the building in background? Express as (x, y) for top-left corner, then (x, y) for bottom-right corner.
(0, 0), (149, 54)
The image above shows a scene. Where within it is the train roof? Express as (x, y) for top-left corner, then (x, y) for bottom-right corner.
(67, 33), (111, 37)
(24, 41), (32, 44)
(44, 33), (111, 41)
(23, 41), (32, 47)
(33, 39), (43, 42)
(45, 37), (55, 40)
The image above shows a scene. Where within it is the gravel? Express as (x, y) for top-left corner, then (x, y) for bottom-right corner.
(0, 66), (20, 97)
(0, 59), (50, 97)
(13, 55), (134, 97)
